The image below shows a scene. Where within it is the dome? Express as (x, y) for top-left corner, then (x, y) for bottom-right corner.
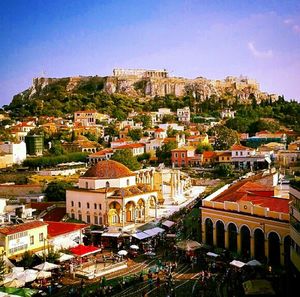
(83, 160), (134, 179)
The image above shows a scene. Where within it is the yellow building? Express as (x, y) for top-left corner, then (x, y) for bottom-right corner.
(0, 221), (48, 260)
(289, 183), (300, 274)
(201, 171), (290, 266)
(0, 153), (13, 169)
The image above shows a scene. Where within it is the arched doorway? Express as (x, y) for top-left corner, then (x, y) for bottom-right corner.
(268, 232), (280, 266)
(125, 201), (135, 222)
(216, 220), (225, 248)
(284, 236), (291, 266)
(241, 225), (251, 258)
(136, 199), (145, 222)
(254, 229), (265, 262)
(228, 223), (237, 252)
(108, 201), (121, 225)
(205, 218), (213, 246)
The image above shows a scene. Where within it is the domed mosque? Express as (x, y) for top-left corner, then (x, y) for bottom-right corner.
(66, 160), (158, 229)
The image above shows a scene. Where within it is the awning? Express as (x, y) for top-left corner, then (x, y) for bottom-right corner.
(206, 252), (219, 258)
(230, 260), (246, 268)
(101, 232), (122, 237)
(52, 237), (78, 250)
(162, 220), (175, 228)
(69, 244), (101, 257)
(143, 227), (165, 237)
(132, 232), (151, 240)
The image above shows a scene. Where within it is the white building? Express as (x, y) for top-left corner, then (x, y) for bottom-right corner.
(0, 141), (26, 164)
(177, 107), (190, 123)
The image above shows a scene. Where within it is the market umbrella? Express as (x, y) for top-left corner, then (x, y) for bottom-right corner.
(117, 250), (128, 256)
(176, 240), (202, 251)
(33, 261), (60, 271)
(246, 259), (262, 267)
(17, 270), (37, 283)
(130, 245), (139, 250)
(4, 279), (25, 288)
(36, 271), (51, 279)
(58, 253), (74, 262)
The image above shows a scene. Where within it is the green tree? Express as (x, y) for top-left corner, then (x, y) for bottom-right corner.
(45, 181), (73, 201)
(49, 140), (64, 156)
(162, 114), (176, 123)
(156, 141), (177, 165)
(214, 164), (233, 177)
(127, 129), (143, 141)
(20, 251), (34, 268)
(195, 143), (213, 154)
(210, 125), (239, 150)
(111, 149), (141, 171)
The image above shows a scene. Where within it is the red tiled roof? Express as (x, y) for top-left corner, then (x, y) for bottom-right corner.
(30, 202), (55, 211)
(46, 221), (88, 237)
(231, 144), (253, 151)
(212, 180), (289, 213)
(83, 160), (134, 178)
(155, 128), (165, 132)
(203, 151), (216, 158)
(89, 148), (113, 157)
(42, 207), (66, 222)
(0, 221), (47, 235)
(115, 143), (145, 149)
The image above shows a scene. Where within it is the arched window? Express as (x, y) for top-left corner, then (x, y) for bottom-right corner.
(78, 202), (81, 208)
(106, 181), (110, 188)
(87, 202), (90, 209)
(85, 182), (88, 189)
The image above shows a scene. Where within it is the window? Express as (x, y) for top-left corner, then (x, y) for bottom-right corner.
(99, 216), (103, 225)
(235, 152), (238, 156)
(240, 152), (242, 156)
(181, 153), (185, 158)
(71, 201), (74, 207)
(127, 179), (129, 186)
(87, 203), (90, 209)
(86, 215), (90, 223)
(78, 202), (81, 208)
(94, 203), (97, 209)
(39, 233), (44, 242)
(99, 204), (102, 210)
(71, 213), (75, 219)
(30, 235), (34, 245)
(106, 181), (110, 188)
(94, 216), (98, 225)
(175, 153), (178, 158)
(78, 214), (82, 221)
(85, 182), (88, 189)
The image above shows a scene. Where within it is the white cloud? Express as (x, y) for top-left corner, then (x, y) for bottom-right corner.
(247, 42), (273, 58)
(283, 18), (300, 35)
(284, 19), (293, 25)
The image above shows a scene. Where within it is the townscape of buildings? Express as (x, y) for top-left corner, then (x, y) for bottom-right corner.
(0, 70), (299, 296)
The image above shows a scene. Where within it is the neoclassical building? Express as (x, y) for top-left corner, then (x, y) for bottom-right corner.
(201, 170), (290, 266)
(66, 160), (158, 229)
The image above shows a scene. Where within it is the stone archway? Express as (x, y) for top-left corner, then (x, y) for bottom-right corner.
(268, 232), (280, 266)
(254, 229), (265, 262)
(228, 223), (237, 252)
(216, 220), (225, 249)
(205, 218), (213, 246)
(241, 225), (251, 258)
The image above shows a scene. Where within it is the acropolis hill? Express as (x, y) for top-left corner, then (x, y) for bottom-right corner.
(26, 68), (277, 105)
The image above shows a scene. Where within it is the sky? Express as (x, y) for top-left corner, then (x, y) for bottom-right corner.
(1, 0), (300, 107)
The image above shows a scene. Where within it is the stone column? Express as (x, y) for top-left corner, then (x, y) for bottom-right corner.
(264, 239), (269, 263)
(250, 236), (255, 258)
(237, 232), (241, 254)
(224, 230), (229, 249)
(202, 220), (206, 244)
(155, 199), (158, 220)
(213, 227), (217, 247)
(280, 243), (284, 266)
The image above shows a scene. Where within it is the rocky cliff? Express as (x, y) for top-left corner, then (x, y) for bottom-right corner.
(28, 73), (277, 105)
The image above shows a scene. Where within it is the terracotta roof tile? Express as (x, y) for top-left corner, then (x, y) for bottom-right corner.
(46, 221), (88, 237)
(0, 221), (47, 235)
(83, 160), (134, 179)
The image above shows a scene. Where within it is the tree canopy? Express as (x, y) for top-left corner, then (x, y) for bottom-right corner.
(111, 149), (141, 171)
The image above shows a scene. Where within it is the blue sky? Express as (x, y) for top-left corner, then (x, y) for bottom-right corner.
(1, 0), (300, 106)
